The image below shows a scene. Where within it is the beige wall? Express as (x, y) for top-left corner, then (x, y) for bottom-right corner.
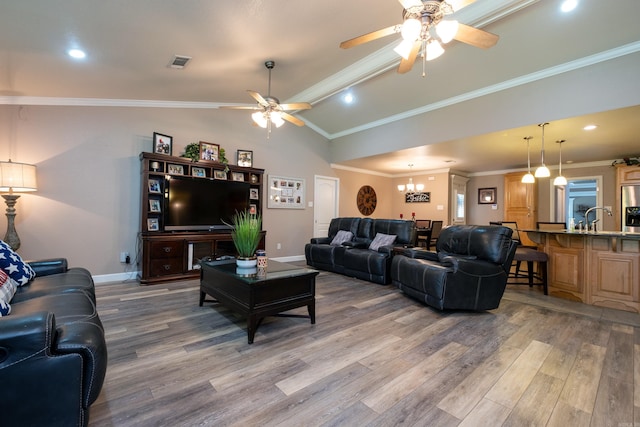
(0, 105), (333, 276)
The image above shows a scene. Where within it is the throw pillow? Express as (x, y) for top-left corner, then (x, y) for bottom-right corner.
(368, 233), (397, 251)
(0, 240), (36, 287)
(330, 230), (353, 246)
(0, 269), (16, 316)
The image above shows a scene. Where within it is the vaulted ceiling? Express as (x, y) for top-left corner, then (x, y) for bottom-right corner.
(1, 0), (639, 174)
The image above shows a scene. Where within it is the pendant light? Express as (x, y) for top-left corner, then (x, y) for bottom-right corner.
(521, 136), (535, 183)
(553, 139), (568, 186)
(535, 122), (551, 177)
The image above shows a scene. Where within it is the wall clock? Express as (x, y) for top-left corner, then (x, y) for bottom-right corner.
(356, 185), (377, 216)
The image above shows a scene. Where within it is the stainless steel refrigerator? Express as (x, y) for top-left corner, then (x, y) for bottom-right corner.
(621, 185), (640, 232)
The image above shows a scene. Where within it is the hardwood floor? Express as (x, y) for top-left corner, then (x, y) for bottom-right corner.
(89, 265), (640, 426)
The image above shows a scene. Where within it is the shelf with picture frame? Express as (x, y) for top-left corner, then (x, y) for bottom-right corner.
(139, 151), (265, 284)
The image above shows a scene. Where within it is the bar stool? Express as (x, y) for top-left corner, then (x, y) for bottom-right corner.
(511, 246), (548, 295)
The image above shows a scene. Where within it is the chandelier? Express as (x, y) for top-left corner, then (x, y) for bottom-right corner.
(397, 164), (424, 193)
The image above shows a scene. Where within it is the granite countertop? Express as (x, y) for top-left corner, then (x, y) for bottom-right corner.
(522, 229), (640, 238)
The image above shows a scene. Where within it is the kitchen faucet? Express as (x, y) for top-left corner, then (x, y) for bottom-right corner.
(584, 206), (612, 232)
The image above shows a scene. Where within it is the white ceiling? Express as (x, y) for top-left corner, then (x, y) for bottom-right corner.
(1, 0), (639, 174)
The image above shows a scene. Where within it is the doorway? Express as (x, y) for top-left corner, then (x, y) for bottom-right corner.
(313, 175), (339, 238)
(552, 176), (602, 226)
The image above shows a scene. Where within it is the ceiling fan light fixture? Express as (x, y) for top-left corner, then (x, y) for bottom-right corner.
(401, 18), (422, 41)
(426, 40), (444, 61)
(271, 111), (285, 128)
(394, 39), (414, 59)
(252, 111), (268, 128)
(436, 20), (459, 44)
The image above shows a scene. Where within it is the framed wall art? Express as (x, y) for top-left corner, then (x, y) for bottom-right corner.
(147, 218), (159, 231)
(168, 164), (184, 175)
(237, 150), (253, 167)
(199, 141), (220, 162)
(148, 179), (161, 194)
(267, 175), (305, 209)
(153, 132), (172, 155)
(192, 167), (206, 177)
(478, 187), (497, 204)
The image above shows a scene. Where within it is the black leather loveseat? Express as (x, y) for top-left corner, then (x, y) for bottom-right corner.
(0, 258), (107, 427)
(391, 225), (517, 310)
(305, 217), (416, 284)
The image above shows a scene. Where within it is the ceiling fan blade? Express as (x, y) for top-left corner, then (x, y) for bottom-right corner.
(453, 23), (499, 49)
(448, 0), (477, 12)
(340, 25), (400, 49)
(219, 105), (260, 110)
(281, 112), (305, 127)
(279, 102), (312, 111)
(397, 41), (421, 74)
(398, 0), (422, 8)
(247, 90), (269, 107)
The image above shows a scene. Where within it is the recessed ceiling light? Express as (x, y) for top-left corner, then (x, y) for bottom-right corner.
(342, 91), (354, 104)
(583, 124), (597, 131)
(561, 0), (578, 13)
(68, 49), (86, 59)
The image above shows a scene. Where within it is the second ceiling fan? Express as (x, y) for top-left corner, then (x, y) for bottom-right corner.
(220, 61), (312, 136)
(340, 0), (499, 75)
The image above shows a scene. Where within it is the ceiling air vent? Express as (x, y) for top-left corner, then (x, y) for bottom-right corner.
(168, 55), (192, 69)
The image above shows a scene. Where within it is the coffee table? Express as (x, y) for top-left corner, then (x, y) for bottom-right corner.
(199, 259), (319, 344)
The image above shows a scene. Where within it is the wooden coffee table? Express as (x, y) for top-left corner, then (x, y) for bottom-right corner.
(199, 260), (318, 344)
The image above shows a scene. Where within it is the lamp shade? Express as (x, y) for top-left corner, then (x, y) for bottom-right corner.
(251, 111), (268, 128)
(534, 165), (550, 178)
(0, 160), (37, 192)
(521, 172), (535, 184)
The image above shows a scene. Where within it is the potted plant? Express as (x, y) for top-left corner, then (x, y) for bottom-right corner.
(229, 210), (262, 268)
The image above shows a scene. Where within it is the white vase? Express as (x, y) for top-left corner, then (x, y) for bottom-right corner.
(236, 257), (257, 269)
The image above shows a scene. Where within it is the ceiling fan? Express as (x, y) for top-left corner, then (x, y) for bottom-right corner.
(220, 61), (312, 136)
(339, 0), (499, 76)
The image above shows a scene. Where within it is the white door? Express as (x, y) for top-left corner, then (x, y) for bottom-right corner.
(314, 175), (339, 238)
(450, 174), (470, 225)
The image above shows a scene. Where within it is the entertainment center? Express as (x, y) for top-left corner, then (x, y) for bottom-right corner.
(139, 152), (265, 284)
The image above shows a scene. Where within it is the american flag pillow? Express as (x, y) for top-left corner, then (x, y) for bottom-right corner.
(0, 269), (16, 316)
(0, 240), (35, 287)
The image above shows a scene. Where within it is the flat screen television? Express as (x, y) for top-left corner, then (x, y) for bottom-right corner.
(164, 175), (250, 231)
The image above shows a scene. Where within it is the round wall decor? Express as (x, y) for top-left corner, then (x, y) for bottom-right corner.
(356, 185), (377, 216)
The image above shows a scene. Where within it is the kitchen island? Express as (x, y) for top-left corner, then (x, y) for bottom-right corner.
(524, 229), (640, 313)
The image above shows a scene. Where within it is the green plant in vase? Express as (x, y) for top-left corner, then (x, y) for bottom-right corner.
(181, 143), (200, 162)
(229, 210), (262, 267)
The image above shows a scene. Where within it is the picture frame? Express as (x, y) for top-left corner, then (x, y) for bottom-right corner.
(199, 141), (220, 162)
(149, 199), (162, 213)
(478, 187), (497, 204)
(168, 164), (184, 175)
(147, 218), (159, 231)
(153, 132), (172, 155)
(237, 150), (253, 167)
(267, 175), (305, 209)
(231, 172), (244, 182)
(191, 167), (206, 178)
(249, 188), (259, 200)
(214, 170), (227, 180)
(148, 179), (161, 193)
(249, 204), (257, 215)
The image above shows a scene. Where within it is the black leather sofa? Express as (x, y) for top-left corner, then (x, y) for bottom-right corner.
(391, 225), (517, 310)
(0, 258), (107, 427)
(305, 217), (416, 284)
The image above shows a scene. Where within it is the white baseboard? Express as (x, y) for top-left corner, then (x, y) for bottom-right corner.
(92, 255), (307, 285)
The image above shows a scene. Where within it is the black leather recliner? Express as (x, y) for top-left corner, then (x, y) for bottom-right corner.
(391, 225), (517, 310)
(0, 258), (107, 427)
(305, 217), (416, 284)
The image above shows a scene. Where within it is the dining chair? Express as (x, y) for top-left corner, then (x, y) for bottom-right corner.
(415, 219), (431, 247)
(427, 220), (443, 250)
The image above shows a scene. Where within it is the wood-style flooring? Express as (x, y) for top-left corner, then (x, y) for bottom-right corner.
(89, 264), (640, 426)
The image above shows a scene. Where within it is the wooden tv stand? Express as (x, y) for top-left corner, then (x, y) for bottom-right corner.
(138, 152), (265, 284)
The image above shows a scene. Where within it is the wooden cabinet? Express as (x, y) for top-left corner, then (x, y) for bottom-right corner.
(139, 152), (266, 284)
(504, 172), (537, 246)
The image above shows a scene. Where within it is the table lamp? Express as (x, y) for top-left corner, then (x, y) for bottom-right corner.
(0, 160), (38, 250)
